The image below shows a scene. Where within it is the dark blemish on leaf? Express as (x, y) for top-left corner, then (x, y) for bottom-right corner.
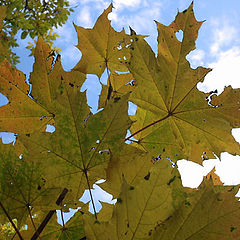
(94, 220), (100, 224)
(163, 148), (165, 152)
(117, 198), (122, 203)
(129, 186), (134, 190)
(61, 76), (63, 80)
(167, 176), (176, 185)
(114, 97), (121, 102)
(37, 185), (41, 190)
(26, 133), (30, 137)
(144, 172), (150, 180)
(69, 82), (74, 87)
(127, 223), (129, 228)
(228, 186), (235, 192)
(148, 230), (152, 236)
(171, 35), (173, 38)
(80, 211), (84, 214)
(185, 200), (191, 206)
(135, 37), (138, 41)
(230, 226), (236, 232)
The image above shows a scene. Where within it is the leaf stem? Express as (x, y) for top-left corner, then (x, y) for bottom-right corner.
(125, 114), (170, 142)
(31, 188), (68, 240)
(84, 170), (98, 220)
(60, 209), (65, 227)
(0, 200), (23, 240)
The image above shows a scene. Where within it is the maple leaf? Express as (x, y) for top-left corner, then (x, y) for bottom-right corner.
(126, 3), (240, 163)
(0, 142), (61, 229)
(98, 71), (135, 109)
(18, 38), (132, 210)
(84, 159), (184, 239)
(19, 211), (85, 240)
(148, 180), (240, 240)
(101, 144), (154, 197)
(74, 4), (131, 78)
(0, 58), (55, 133)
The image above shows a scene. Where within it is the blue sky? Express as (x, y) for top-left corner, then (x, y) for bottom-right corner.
(1, 0), (240, 214)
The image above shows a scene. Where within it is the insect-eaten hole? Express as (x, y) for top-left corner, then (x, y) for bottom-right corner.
(98, 149), (110, 155)
(45, 124), (56, 133)
(151, 154), (161, 164)
(175, 30), (183, 42)
(0, 132), (17, 144)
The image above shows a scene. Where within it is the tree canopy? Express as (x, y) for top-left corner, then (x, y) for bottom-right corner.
(0, 2), (240, 240)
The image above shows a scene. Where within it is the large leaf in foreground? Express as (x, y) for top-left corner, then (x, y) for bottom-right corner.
(20, 62), (131, 203)
(149, 181), (240, 240)
(127, 4), (240, 163)
(74, 4), (130, 78)
(84, 159), (182, 239)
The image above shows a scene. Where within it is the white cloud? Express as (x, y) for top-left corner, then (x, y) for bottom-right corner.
(76, 6), (93, 28)
(198, 46), (240, 93)
(209, 22), (238, 56)
(109, 2), (162, 34)
(187, 49), (205, 68)
(113, 0), (142, 9)
(215, 153), (240, 185)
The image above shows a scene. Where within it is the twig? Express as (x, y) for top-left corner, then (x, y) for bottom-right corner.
(31, 188), (68, 240)
(84, 170), (97, 219)
(0, 200), (23, 240)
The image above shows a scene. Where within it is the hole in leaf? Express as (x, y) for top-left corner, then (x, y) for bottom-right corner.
(128, 101), (137, 115)
(175, 30), (183, 42)
(0, 93), (9, 107)
(45, 124), (56, 133)
(0, 132), (16, 144)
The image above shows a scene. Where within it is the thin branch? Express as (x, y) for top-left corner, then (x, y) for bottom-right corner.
(84, 170), (97, 220)
(31, 188), (68, 240)
(60, 209), (65, 227)
(125, 113), (171, 142)
(0, 200), (23, 240)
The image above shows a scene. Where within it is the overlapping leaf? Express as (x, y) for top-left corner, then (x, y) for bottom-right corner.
(19, 39), (132, 204)
(84, 159), (185, 239)
(19, 211), (85, 240)
(98, 72), (135, 109)
(148, 181), (240, 240)
(100, 144), (153, 197)
(74, 4), (131, 78)
(0, 38), (61, 133)
(0, 142), (61, 229)
(127, 3), (240, 163)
